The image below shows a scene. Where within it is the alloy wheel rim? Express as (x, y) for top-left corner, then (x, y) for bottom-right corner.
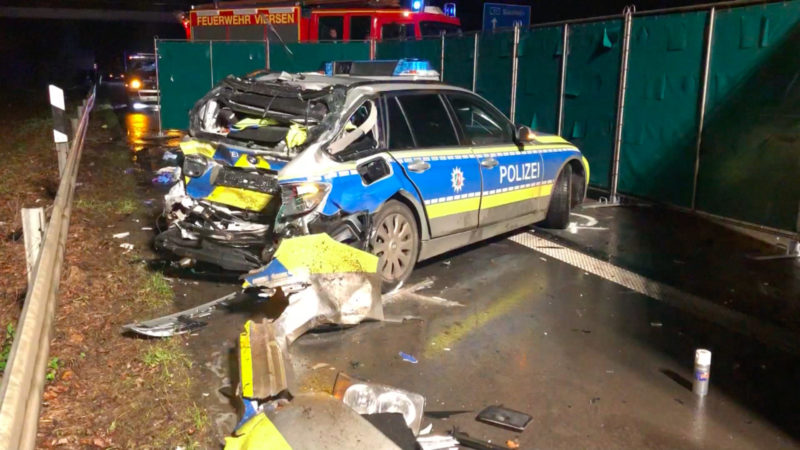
(372, 213), (414, 281)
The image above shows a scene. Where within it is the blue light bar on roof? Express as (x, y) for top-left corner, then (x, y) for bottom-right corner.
(443, 2), (456, 17)
(321, 58), (439, 79)
(392, 59), (437, 77)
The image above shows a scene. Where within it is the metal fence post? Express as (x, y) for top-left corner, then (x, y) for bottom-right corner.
(48, 85), (68, 178)
(440, 33), (445, 81)
(21, 208), (45, 289)
(472, 33), (479, 93)
(208, 41), (214, 88)
(154, 37), (162, 134)
(557, 24), (569, 135)
(609, 6), (634, 204)
(691, 7), (716, 211)
(509, 24), (521, 123)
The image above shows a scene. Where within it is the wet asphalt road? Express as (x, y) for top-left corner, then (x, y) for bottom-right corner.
(119, 105), (800, 449)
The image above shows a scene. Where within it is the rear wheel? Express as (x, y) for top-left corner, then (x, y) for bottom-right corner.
(369, 200), (419, 289)
(541, 165), (572, 229)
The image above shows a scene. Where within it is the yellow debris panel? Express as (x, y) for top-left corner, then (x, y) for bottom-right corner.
(274, 234), (378, 274)
(224, 414), (292, 450)
(239, 321), (255, 398)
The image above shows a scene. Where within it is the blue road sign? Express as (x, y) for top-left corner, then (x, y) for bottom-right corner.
(482, 3), (531, 32)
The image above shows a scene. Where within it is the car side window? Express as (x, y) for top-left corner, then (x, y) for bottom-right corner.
(328, 100), (380, 158)
(396, 94), (459, 148)
(386, 97), (415, 150)
(446, 94), (514, 146)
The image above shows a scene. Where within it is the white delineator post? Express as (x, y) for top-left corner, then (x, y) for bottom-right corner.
(48, 85), (68, 177)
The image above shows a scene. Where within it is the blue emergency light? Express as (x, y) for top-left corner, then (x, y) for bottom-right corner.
(392, 59), (436, 76)
(321, 59), (438, 79)
(443, 2), (456, 17)
(411, 0), (424, 12)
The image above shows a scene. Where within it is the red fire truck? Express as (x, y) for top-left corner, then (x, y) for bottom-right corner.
(183, 0), (461, 42)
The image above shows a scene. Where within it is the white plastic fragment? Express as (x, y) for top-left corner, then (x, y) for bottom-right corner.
(113, 232), (130, 239)
(119, 243), (134, 252)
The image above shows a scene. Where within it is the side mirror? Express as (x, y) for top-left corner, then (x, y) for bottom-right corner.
(514, 125), (536, 144)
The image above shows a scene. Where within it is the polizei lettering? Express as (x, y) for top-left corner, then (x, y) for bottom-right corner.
(499, 162), (540, 183)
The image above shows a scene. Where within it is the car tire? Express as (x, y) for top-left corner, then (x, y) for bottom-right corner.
(541, 164), (572, 229)
(369, 200), (419, 290)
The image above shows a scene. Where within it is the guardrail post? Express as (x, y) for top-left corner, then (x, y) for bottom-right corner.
(557, 23), (569, 136)
(608, 6), (634, 205)
(472, 33), (479, 93)
(48, 85), (68, 178)
(691, 7), (716, 211)
(21, 208), (45, 289)
(509, 23), (521, 123)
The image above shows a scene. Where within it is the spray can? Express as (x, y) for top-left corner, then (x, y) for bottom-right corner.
(693, 349), (711, 396)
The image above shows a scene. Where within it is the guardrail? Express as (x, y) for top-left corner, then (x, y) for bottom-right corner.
(0, 86), (96, 449)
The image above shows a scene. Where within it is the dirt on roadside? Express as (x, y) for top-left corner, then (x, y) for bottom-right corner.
(0, 100), (213, 449)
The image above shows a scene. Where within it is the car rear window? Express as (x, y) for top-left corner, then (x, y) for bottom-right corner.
(396, 94), (458, 148)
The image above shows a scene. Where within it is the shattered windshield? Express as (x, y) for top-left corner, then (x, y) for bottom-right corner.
(327, 99), (379, 157)
(189, 75), (347, 155)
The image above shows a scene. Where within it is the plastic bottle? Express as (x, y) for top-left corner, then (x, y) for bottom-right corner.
(693, 349), (711, 397)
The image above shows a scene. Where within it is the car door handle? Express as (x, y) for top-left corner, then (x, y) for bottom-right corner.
(481, 158), (499, 169)
(407, 160), (431, 173)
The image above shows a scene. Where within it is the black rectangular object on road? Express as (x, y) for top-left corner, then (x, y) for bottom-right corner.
(476, 405), (532, 431)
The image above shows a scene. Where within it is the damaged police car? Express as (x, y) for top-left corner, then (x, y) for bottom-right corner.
(157, 59), (589, 286)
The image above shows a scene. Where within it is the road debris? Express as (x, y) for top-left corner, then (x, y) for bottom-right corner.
(239, 319), (288, 398)
(311, 362), (331, 370)
(650, 322), (663, 327)
(333, 372), (426, 435)
(451, 428), (510, 450)
(417, 434), (459, 450)
(121, 292), (247, 337)
(382, 277), (463, 307)
(475, 405), (532, 432)
(399, 352), (418, 364)
(119, 243), (134, 253)
(112, 231), (130, 239)
(152, 166), (181, 185)
(243, 234), (383, 348)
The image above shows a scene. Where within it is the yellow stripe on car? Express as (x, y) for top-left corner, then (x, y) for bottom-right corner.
(206, 186), (273, 212)
(179, 139), (216, 158)
(425, 197), (480, 219)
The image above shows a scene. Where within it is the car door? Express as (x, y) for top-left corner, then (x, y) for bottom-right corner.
(445, 92), (544, 227)
(385, 92), (482, 237)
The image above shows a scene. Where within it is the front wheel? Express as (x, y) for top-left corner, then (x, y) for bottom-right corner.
(540, 165), (572, 229)
(369, 200), (419, 289)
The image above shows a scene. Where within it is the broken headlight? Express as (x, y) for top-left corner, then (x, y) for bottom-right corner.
(333, 372), (425, 435)
(280, 181), (330, 218)
(184, 154), (208, 178)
